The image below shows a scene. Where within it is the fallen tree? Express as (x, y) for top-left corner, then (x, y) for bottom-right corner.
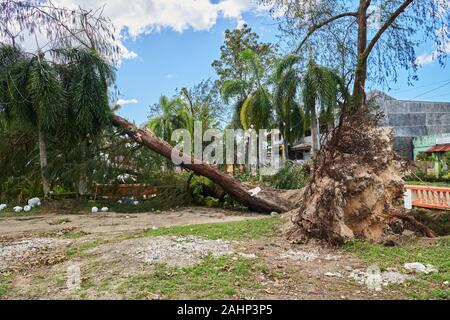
(111, 114), (294, 213)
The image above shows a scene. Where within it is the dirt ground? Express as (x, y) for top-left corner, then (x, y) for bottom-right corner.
(0, 207), (437, 300)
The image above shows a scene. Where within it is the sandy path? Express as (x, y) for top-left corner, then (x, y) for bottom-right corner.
(0, 207), (261, 240)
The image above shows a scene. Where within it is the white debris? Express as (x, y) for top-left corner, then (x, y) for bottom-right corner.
(66, 262), (82, 291)
(13, 206), (23, 213)
(248, 187), (262, 197)
(0, 204), (6, 211)
(23, 205), (32, 212)
(91, 207), (98, 213)
(133, 200), (139, 206)
(238, 252), (257, 259)
(281, 249), (320, 262)
(117, 200), (123, 204)
(404, 262), (438, 274)
(325, 272), (342, 278)
(101, 207), (109, 212)
(270, 212), (279, 217)
(28, 197), (41, 207)
(350, 265), (414, 291)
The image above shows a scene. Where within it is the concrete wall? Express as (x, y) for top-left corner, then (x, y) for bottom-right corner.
(373, 92), (450, 159)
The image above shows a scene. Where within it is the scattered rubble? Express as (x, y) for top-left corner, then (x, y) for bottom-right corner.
(350, 265), (414, 291)
(0, 238), (70, 272)
(404, 262), (438, 274)
(90, 236), (235, 267)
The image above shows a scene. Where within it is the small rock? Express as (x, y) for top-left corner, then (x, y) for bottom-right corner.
(151, 226), (158, 230)
(270, 212), (279, 217)
(238, 253), (257, 259)
(23, 205), (32, 212)
(91, 207), (98, 213)
(443, 281), (449, 287)
(13, 206), (23, 213)
(325, 272), (342, 277)
(101, 207), (109, 212)
(0, 204), (7, 211)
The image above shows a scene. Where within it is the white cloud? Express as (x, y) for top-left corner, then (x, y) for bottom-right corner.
(416, 27), (450, 66)
(165, 74), (173, 79)
(54, 0), (264, 37)
(5, 1), (268, 63)
(116, 98), (139, 105)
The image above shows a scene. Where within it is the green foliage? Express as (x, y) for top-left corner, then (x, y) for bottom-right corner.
(270, 161), (309, 189)
(0, 272), (12, 297)
(148, 95), (192, 143)
(273, 54), (305, 145)
(302, 59), (341, 126)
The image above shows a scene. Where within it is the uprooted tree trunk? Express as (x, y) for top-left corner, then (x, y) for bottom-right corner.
(111, 114), (294, 213)
(286, 111), (435, 244)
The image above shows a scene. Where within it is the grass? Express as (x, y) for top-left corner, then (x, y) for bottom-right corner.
(404, 180), (450, 187)
(66, 241), (100, 257)
(140, 217), (283, 240)
(118, 255), (264, 299)
(0, 207), (41, 218)
(64, 231), (90, 239)
(0, 273), (12, 297)
(344, 238), (450, 299)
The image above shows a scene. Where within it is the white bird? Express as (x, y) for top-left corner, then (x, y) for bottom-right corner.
(101, 207), (109, 212)
(13, 206), (23, 213)
(23, 205), (32, 212)
(91, 207), (99, 213)
(0, 204), (6, 211)
(248, 187), (262, 197)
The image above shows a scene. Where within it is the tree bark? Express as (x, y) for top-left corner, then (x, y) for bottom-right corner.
(310, 102), (319, 157)
(37, 122), (50, 199)
(352, 0), (371, 108)
(78, 140), (88, 197)
(111, 114), (294, 213)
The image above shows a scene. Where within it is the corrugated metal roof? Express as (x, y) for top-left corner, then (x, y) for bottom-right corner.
(425, 145), (450, 153)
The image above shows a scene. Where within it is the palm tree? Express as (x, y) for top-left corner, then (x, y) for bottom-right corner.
(54, 48), (115, 196)
(274, 54), (305, 157)
(148, 95), (192, 143)
(0, 44), (64, 199)
(275, 55), (341, 158)
(302, 59), (341, 156)
(221, 49), (273, 131)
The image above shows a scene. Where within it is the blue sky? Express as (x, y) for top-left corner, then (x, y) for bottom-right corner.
(104, 4), (450, 125)
(114, 12), (279, 125)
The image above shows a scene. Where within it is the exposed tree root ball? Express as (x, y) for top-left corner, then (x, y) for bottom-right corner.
(286, 111), (435, 244)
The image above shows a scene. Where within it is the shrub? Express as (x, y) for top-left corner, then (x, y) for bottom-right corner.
(269, 161), (309, 190)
